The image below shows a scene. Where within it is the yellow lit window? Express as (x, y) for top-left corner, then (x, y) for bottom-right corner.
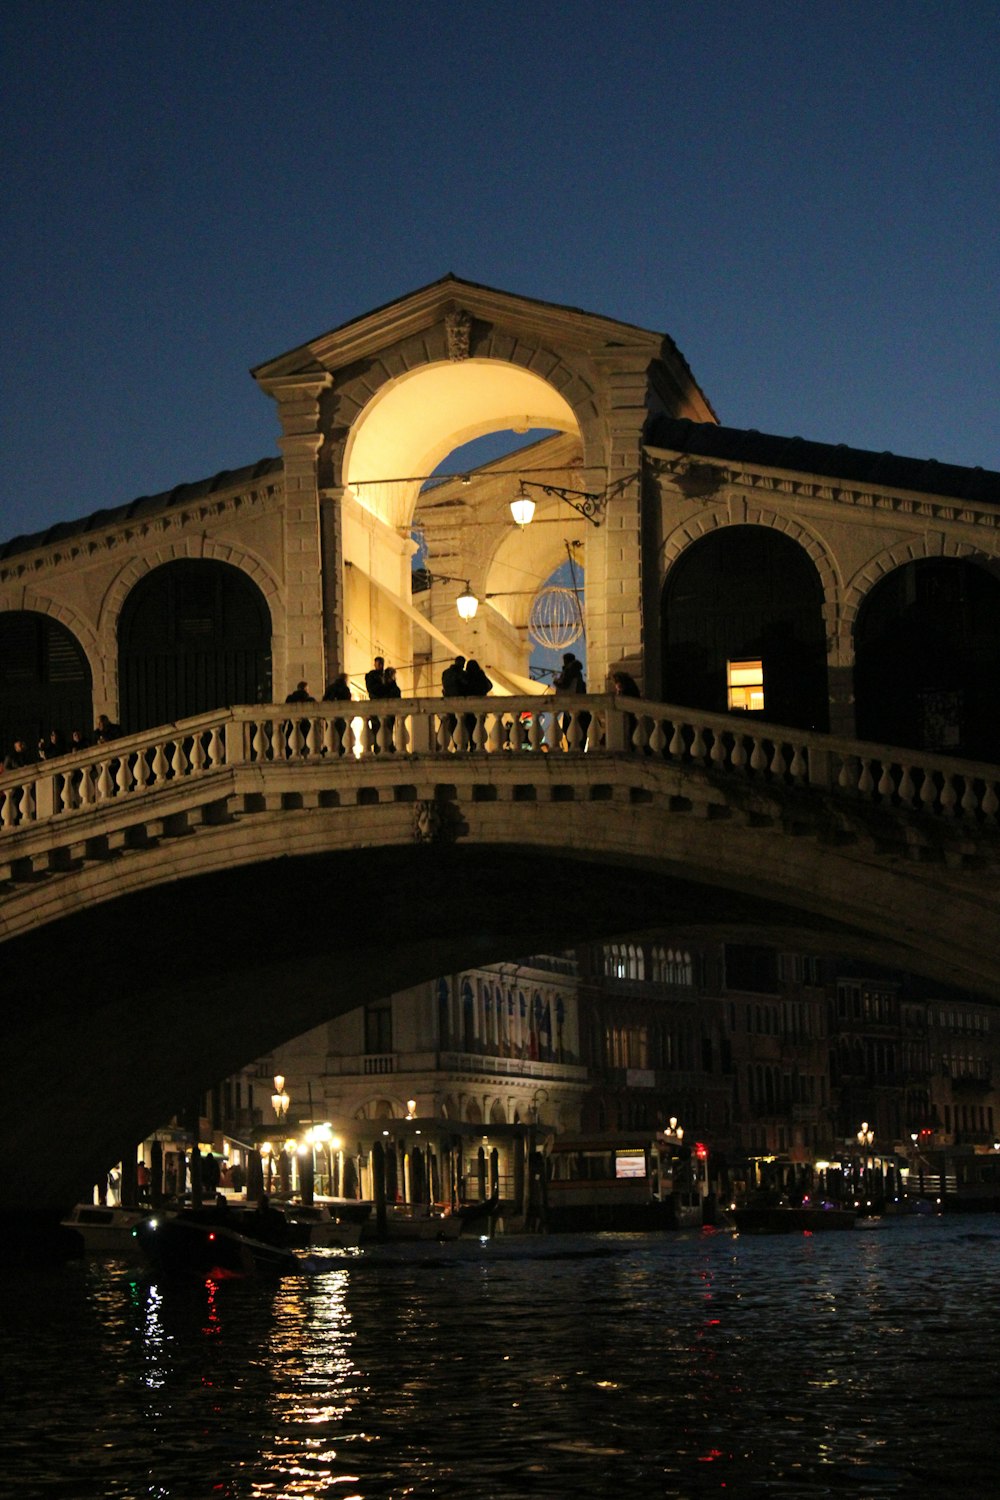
(728, 658), (764, 712)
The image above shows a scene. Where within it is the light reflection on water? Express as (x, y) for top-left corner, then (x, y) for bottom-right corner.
(2, 1218), (999, 1498)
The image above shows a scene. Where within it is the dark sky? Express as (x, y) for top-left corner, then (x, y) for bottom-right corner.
(2, 2), (997, 542)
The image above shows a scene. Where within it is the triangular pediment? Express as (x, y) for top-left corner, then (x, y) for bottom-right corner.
(251, 273), (701, 389)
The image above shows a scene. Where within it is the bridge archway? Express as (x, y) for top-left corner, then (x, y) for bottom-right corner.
(853, 556), (1000, 760)
(660, 525), (829, 730)
(0, 610), (93, 752)
(118, 559), (273, 732)
(343, 360), (580, 531)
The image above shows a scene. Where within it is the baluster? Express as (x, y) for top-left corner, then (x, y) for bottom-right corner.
(435, 715), (451, 753)
(321, 718), (336, 757)
(543, 711), (560, 753)
(750, 737), (768, 772)
(960, 778), (979, 817)
(79, 765), (96, 805)
(857, 759), (875, 796)
(116, 755), (134, 795)
(877, 763), (895, 799)
(151, 742), (169, 786)
(57, 773), (75, 813)
(487, 712), (503, 754)
(288, 720), (304, 759)
(189, 735), (207, 774)
(208, 726), (225, 766)
(395, 714), (410, 755)
(731, 736), (747, 770)
(919, 770), (938, 812)
(21, 784), (35, 822)
(1, 790), (15, 829)
(97, 760), (114, 801)
(171, 740), (189, 778)
(898, 766), (916, 805)
(691, 725), (707, 764)
(710, 731), (727, 768)
(342, 718), (357, 758)
(939, 773), (958, 816)
(510, 713), (525, 752)
(668, 722), (685, 759)
(133, 749), (150, 793)
(981, 782), (999, 817)
(272, 720), (287, 761)
(634, 715), (651, 754)
(789, 745), (807, 781)
(529, 712), (544, 753)
(252, 721), (267, 762)
(836, 755), (854, 792)
(566, 711), (583, 752)
(305, 719), (320, 758)
(769, 744), (788, 778)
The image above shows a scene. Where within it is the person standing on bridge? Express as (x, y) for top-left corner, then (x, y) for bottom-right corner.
(323, 673), (353, 754)
(441, 655), (468, 749)
(553, 653), (589, 749)
(364, 657), (387, 751)
(381, 666), (402, 751)
(284, 681), (315, 704)
(463, 659), (492, 750)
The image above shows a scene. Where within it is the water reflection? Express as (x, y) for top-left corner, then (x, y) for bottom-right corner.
(3, 1222), (999, 1496)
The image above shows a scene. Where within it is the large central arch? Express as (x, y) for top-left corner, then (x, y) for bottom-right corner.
(343, 360), (580, 531)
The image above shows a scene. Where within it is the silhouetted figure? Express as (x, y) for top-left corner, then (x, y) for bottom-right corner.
(94, 714), (121, 742)
(365, 658), (386, 751)
(441, 655), (468, 749)
(553, 653), (589, 748)
(324, 673), (353, 754)
(284, 681), (315, 704)
(382, 666), (402, 751)
(3, 737), (36, 771)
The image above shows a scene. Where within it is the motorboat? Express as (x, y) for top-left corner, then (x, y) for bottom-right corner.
(60, 1202), (152, 1257)
(133, 1211), (301, 1278)
(281, 1203), (365, 1248)
(731, 1199), (857, 1233)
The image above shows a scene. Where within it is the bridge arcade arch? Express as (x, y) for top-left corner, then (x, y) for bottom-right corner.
(660, 524), (830, 731)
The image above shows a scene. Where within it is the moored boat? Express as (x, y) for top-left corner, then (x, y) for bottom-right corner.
(133, 1211), (301, 1277)
(732, 1200), (856, 1233)
(61, 1203), (152, 1257)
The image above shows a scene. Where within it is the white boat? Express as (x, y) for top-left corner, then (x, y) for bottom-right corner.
(61, 1202), (151, 1256)
(282, 1204), (364, 1248)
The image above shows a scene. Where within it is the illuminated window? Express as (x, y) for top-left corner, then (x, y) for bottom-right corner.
(727, 658), (764, 711)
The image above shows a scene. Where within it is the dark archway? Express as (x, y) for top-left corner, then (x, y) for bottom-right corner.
(854, 558), (1000, 761)
(661, 526), (829, 731)
(0, 611), (93, 753)
(118, 560), (272, 732)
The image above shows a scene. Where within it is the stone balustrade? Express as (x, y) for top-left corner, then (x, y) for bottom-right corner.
(1, 695), (999, 835)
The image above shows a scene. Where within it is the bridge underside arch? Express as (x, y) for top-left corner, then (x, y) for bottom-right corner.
(5, 816), (997, 1219)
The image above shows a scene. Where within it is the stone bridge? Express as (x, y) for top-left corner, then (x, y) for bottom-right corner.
(2, 694), (999, 1218)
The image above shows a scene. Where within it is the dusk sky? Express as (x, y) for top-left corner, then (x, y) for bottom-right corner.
(2, 3), (997, 543)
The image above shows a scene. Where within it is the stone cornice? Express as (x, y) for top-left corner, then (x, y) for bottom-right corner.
(645, 447), (1000, 534)
(0, 473), (284, 587)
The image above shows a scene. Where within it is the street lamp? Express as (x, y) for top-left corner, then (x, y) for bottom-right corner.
(662, 1115), (684, 1143)
(271, 1074), (290, 1123)
(509, 480), (606, 528)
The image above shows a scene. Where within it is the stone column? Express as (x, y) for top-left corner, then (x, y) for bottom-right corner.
(256, 373), (333, 696)
(586, 362), (649, 688)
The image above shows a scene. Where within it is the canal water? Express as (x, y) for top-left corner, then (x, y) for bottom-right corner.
(3, 1217), (998, 1498)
